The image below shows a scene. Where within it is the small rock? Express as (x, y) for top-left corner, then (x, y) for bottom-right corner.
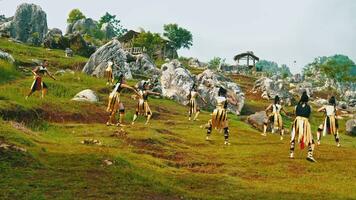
(72, 89), (98, 103)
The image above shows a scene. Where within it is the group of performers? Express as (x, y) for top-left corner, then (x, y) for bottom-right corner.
(26, 60), (343, 163)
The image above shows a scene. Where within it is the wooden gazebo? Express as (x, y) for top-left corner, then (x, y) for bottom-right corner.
(233, 51), (259, 70)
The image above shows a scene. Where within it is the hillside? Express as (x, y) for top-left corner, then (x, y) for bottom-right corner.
(1, 39), (356, 200)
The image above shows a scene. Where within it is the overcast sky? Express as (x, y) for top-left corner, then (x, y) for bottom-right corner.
(1, 0), (355, 73)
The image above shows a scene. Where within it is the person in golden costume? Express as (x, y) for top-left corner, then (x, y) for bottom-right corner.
(105, 61), (114, 85)
(131, 81), (161, 125)
(187, 83), (207, 121)
(205, 87), (238, 145)
(26, 60), (56, 99)
(106, 74), (140, 126)
(262, 95), (288, 140)
(289, 91), (316, 162)
(316, 96), (340, 147)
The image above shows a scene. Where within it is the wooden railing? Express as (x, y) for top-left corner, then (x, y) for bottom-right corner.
(124, 47), (146, 55)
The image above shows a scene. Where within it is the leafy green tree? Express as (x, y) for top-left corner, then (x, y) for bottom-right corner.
(67, 9), (86, 24)
(208, 57), (222, 70)
(256, 60), (291, 77)
(320, 55), (356, 83)
(163, 24), (193, 53)
(98, 12), (127, 37)
(133, 31), (163, 58)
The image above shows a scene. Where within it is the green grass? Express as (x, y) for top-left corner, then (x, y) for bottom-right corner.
(0, 60), (22, 84)
(0, 39), (355, 200)
(0, 38), (87, 70)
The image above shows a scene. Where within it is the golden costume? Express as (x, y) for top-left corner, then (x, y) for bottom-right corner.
(105, 62), (114, 85)
(188, 91), (200, 116)
(317, 105), (340, 146)
(106, 83), (125, 125)
(206, 96), (230, 145)
(290, 101), (316, 162)
(132, 87), (160, 125)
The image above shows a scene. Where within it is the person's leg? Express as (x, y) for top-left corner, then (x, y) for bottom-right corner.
(41, 88), (47, 98)
(107, 110), (117, 126)
(334, 119), (340, 147)
(145, 112), (152, 125)
(132, 111), (138, 125)
(306, 140), (316, 162)
(193, 110), (200, 121)
(280, 127), (284, 140)
(206, 120), (212, 141)
(290, 125), (296, 158)
(262, 119), (268, 136)
(224, 127), (230, 145)
(317, 125), (323, 145)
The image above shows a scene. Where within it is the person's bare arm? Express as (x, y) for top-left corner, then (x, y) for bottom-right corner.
(265, 104), (272, 113)
(121, 84), (141, 96)
(198, 93), (207, 104)
(46, 70), (56, 80)
(147, 91), (161, 96)
(317, 106), (325, 112)
(32, 67), (39, 76)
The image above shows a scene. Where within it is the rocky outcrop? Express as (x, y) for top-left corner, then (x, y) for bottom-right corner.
(160, 60), (194, 104)
(345, 119), (356, 136)
(71, 89), (98, 103)
(160, 60), (245, 115)
(289, 82), (314, 97)
(43, 28), (69, 49)
(9, 3), (48, 44)
(82, 39), (159, 79)
(67, 33), (96, 57)
(247, 111), (268, 131)
(66, 18), (98, 35)
(129, 54), (160, 76)
(253, 77), (292, 101)
(188, 58), (207, 68)
(0, 50), (15, 63)
(196, 69), (245, 114)
(82, 39), (132, 79)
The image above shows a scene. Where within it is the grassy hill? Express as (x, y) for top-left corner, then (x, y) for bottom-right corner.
(0, 39), (355, 200)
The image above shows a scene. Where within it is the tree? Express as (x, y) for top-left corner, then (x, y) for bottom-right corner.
(67, 9), (86, 24)
(98, 12), (127, 37)
(208, 57), (222, 70)
(133, 31), (163, 58)
(320, 55), (356, 84)
(163, 24), (193, 53)
(256, 60), (292, 77)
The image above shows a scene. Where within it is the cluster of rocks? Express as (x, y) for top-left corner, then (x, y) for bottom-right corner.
(0, 142), (27, 152)
(159, 60), (245, 114)
(81, 39), (245, 114)
(81, 139), (102, 145)
(252, 76), (292, 104)
(0, 50), (15, 63)
(82, 39), (159, 80)
(188, 57), (207, 69)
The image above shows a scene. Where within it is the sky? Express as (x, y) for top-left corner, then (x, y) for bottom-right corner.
(1, 0), (356, 73)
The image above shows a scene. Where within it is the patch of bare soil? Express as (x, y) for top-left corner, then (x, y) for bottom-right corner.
(168, 160), (224, 174)
(41, 103), (107, 123)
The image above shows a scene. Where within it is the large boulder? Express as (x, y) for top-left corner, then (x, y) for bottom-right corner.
(0, 50), (15, 63)
(188, 58), (207, 68)
(160, 60), (194, 104)
(129, 54), (160, 77)
(289, 81), (314, 97)
(253, 77), (292, 101)
(43, 28), (69, 49)
(82, 39), (132, 79)
(9, 3), (48, 44)
(345, 119), (356, 136)
(66, 18), (98, 35)
(247, 111), (268, 131)
(71, 89), (98, 103)
(67, 33), (96, 57)
(196, 69), (245, 114)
